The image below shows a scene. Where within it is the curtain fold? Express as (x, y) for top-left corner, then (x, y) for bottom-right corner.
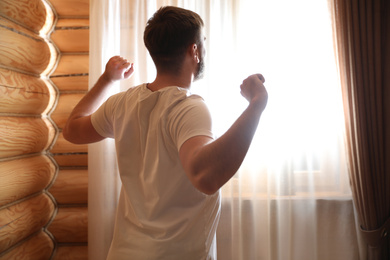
(89, 1), (122, 259)
(89, 1), (359, 259)
(329, 0), (390, 259)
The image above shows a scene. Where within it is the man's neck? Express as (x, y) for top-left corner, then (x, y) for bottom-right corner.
(147, 72), (193, 92)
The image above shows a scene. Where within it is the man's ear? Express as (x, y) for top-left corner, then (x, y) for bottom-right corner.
(190, 43), (200, 63)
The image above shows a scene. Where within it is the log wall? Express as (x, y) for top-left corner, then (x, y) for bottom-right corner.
(0, 0), (89, 259)
(47, 0), (89, 259)
(0, 0), (57, 259)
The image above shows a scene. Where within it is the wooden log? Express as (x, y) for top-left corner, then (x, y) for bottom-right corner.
(0, 68), (56, 115)
(0, 117), (55, 158)
(0, 155), (56, 207)
(0, 17), (42, 41)
(56, 19), (89, 28)
(51, 75), (89, 92)
(0, 194), (55, 253)
(53, 245), (88, 260)
(49, 169), (88, 205)
(52, 154), (88, 167)
(0, 0), (48, 34)
(0, 26), (51, 75)
(51, 93), (84, 129)
(51, 54), (89, 76)
(0, 231), (54, 260)
(1, 232), (54, 259)
(51, 132), (88, 154)
(48, 207), (88, 243)
(49, 0), (89, 18)
(51, 28), (89, 53)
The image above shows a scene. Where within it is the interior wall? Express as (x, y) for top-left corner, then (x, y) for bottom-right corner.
(47, 0), (89, 258)
(0, 0), (57, 259)
(0, 0), (89, 259)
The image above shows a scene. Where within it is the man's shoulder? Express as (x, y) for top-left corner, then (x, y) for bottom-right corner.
(110, 83), (146, 99)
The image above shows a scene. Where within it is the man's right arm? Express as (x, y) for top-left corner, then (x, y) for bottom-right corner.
(179, 74), (268, 195)
(63, 56), (134, 144)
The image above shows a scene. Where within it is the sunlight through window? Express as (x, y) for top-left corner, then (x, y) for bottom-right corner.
(191, 0), (349, 197)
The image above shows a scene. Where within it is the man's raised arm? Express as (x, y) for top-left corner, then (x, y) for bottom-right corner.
(179, 74), (268, 195)
(63, 56), (134, 144)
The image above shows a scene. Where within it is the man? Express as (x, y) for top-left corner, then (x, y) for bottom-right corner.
(63, 6), (267, 260)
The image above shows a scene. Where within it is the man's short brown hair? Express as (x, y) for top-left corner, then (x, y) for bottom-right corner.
(144, 6), (204, 74)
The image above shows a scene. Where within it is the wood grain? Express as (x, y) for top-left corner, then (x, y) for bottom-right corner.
(51, 132), (87, 154)
(51, 75), (89, 91)
(52, 154), (88, 167)
(0, 155), (56, 207)
(0, 0), (58, 258)
(0, 117), (55, 158)
(0, 231), (54, 260)
(51, 54), (89, 76)
(0, 0), (47, 33)
(0, 27), (51, 75)
(51, 93), (84, 129)
(56, 18), (89, 28)
(0, 68), (55, 115)
(51, 28), (89, 53)
(53, 245), (87, 260)
(48, 207), (88, 243)
(0, 194), (55, 253)
(0, 17), (42, 42)
(49, 169), (88, 205)
(49, 0), (89, 18)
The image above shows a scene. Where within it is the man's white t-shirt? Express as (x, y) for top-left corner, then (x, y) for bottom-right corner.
(91, 84), (221, 260)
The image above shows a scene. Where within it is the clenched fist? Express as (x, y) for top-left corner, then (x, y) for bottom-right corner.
(240, 74), (268, 111)
(102, 56), (135, 82)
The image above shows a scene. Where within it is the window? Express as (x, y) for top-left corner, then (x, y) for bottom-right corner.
(190, 0), (351, 199)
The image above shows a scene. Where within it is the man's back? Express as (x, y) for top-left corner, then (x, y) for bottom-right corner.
(63, 7), (267, 259)
(91, 84), (220, 259)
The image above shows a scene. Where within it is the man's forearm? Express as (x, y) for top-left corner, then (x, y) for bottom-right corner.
(63, 56), (134, 144)
(66, 56), (133, 122)
(62, 74), (114, 143)
(68, 74), (113, 120)
(180, 74), (267, 195)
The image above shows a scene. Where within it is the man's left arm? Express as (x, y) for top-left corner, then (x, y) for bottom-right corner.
(63, 56), (134, 144)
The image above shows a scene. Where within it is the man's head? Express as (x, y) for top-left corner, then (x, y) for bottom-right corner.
(144, 6), (205, 78)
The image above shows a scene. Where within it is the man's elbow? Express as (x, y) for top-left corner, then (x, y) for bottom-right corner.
(63, 120), (82, 144)
(62, 123), (76, 143)
(63, 116), (105, 144)
(192, 172), (220, 195)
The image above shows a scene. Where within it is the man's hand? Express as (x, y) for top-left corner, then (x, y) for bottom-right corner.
(240, 74), (268, 111)
(102, 56), (135, 83)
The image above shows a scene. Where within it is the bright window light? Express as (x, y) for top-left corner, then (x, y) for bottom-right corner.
(191, 0), (348, 195)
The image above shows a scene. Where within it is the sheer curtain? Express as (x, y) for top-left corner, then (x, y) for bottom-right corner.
(89, 1), (122, 259)
(89, 1), (358, 259)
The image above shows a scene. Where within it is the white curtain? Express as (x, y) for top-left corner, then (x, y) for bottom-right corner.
(89, 1), (121, 259)
(89, 0), (359, 259)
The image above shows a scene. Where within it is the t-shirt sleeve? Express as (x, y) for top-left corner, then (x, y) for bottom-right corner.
(91, 96), (116, 139)
(170, 96), (214, 151)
